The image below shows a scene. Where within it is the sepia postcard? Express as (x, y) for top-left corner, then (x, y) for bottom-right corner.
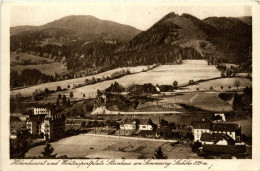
(1, 1), (260, 170)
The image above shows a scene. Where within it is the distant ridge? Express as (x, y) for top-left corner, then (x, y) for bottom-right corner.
(10, 15), (141, 41)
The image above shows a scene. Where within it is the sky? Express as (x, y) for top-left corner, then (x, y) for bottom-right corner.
(10, 4), (252, 30)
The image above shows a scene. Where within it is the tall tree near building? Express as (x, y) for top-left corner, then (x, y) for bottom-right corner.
(233, 80), (241, 92)
(62, 95), (67, 105)
(41, 143), (57, 158)
(70, 92), (74, 98)
(56, 99), (59, 106)
(67, 98), (71, 106)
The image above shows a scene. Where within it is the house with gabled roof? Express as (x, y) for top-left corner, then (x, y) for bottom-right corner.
(191, 121), (240, 142)
(191, 121), (212, 141)
(138, 119), (155, 131)
(200, 133), (236, 145)
(211, 123), (240, 141)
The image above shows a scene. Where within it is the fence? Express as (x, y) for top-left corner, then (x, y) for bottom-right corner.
(83, 133), (178, 143)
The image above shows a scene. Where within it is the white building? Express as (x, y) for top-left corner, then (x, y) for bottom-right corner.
(138, 119), (154, 131)
(91, 106), (108, 115)
(120, 119), (137, 130)
(191, 121), (212, 142)
(27, 105), (66, 140)
(200, 133), (235, 145)
(33, 107), (52, 116)
(191, 121), (240, 142)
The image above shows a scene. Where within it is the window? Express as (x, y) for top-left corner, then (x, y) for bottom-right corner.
(142, 126), (146, 128)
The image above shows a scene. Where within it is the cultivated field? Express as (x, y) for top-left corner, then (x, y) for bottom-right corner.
(10, 52), (65, 76)
(184, 77), (251, 92)
(48, 60), (221, 99)
(11, 65), (149, 97)
(26, 134), (198, 159)
(11, 60), (251, 102)
(11, 52), (54, 64)
(159, 92), (233, 112)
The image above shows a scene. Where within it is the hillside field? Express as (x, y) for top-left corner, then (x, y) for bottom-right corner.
(159, 92), (233, 112)
(184, 77), (251, 92)
(50, 60), (221, 99)
(11, 65), (149, 97)
(10, 52), (65, 76)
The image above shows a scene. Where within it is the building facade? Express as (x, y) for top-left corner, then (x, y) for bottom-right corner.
(191, 121), (240, 142)
(27, 105), (66, 140)
(120, 119), (137, 130)
(138, 119), (154, 131)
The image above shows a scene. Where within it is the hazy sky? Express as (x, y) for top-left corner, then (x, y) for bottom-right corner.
(11, 4), (251, 30)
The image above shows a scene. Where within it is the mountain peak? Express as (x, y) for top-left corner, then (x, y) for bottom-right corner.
(158, 12), (178, 22)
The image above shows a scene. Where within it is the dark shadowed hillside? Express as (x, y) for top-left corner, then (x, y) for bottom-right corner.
(203, 17), (252, 70)
(237, 16), (252, 26)
(10, 25), (36, 36)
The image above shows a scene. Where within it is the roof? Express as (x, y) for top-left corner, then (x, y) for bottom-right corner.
(211, 123), (239, 132)
(34, 103), (55, 109)
(191, 121), (211, 129)
(191, 121), (239, 132)
(139, 119), (153, 125)
(122, 118), (135, 124)
(201, 133), (223, 142)
(28, 114), (46, 122)
(201, 133), (236, 144)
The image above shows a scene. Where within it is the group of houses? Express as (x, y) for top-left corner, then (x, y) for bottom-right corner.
(191, 115), (247, 157)
(119, 118), (186, 138)
(120, 118), (154, 131)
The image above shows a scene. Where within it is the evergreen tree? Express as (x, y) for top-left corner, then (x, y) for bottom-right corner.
(173, 80), (178, 88)
(70, 92), (73, 98)
(153, 147), (168, 159)
(233, 93), (241, 111)
(62, 95), (66, 105)
(56, 99), (59, 106)
(10, 139), (29, 158)
(67, 98), (71, 105)
(41, 143), (57, 158)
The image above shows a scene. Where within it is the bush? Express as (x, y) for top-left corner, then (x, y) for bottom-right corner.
(57, 86), (62, 91)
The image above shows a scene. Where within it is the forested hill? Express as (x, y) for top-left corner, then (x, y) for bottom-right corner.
(203, 16), (252, 71)
(10, 13), (252, 80)
(11, 15), (141, 42)
(117, 13), (251, 71)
